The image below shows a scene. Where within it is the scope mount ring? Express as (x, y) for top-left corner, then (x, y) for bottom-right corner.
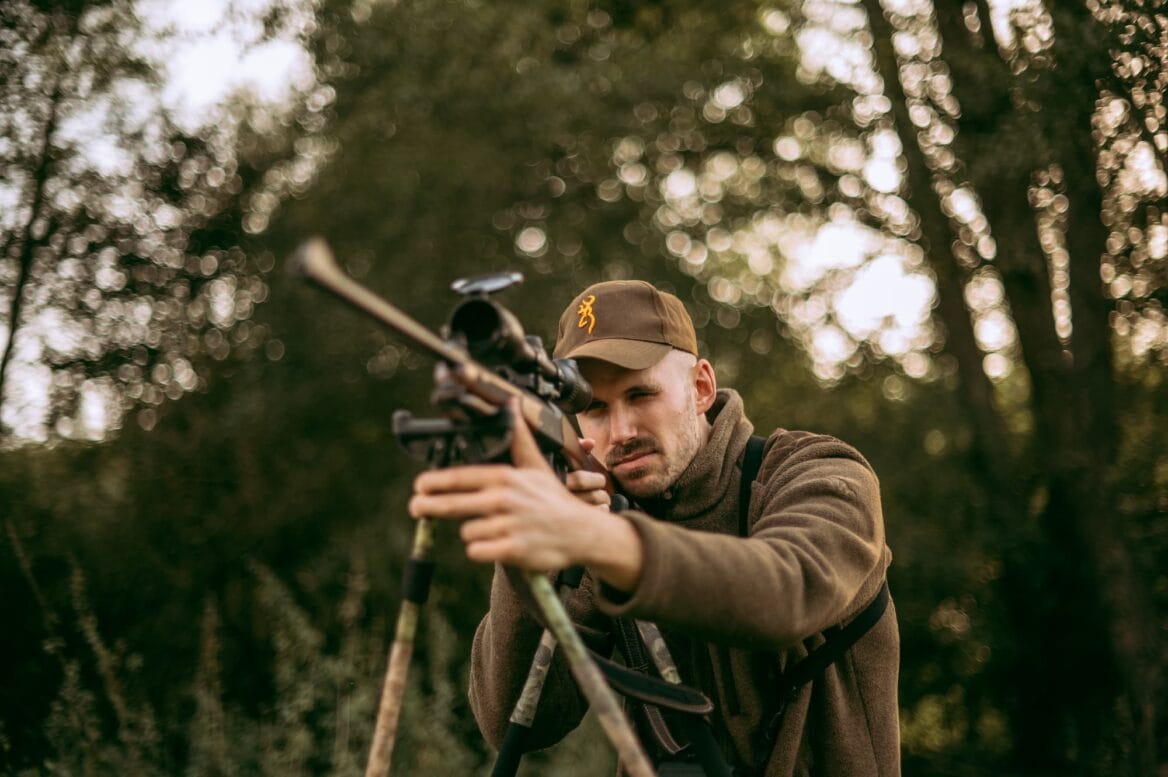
(451, 271), (524, 297)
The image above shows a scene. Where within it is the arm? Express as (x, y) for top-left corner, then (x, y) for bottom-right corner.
(594, 433), (888, 649)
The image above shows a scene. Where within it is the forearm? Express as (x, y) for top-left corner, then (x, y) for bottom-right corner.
(575, 509), (644, 593)
(608, 514), (883, 646)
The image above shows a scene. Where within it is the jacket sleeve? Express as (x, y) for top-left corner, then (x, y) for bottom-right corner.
(468, 564), (615, 749)
(594, 433), (887, 650)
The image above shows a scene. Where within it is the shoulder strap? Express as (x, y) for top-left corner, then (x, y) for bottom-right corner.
(752, 581), (891, 774)
(738, 434), (767, 537)
(782, 581), (890, 692)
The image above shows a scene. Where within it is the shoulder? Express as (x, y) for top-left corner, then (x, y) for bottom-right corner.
(755, 428), (880, 495)
(760, 428), (873, 467)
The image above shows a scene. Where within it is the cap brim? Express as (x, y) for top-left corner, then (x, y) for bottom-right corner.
(561, 339), (673, 370)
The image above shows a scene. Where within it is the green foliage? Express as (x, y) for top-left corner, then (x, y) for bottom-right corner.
(13, 553), (461, 776)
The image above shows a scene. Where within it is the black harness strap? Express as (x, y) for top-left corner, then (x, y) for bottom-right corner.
(750, 582), (891, 775)
(739, 434), (767, 537)
(739, 434), (890, 776)
(783, 581), (891, 693)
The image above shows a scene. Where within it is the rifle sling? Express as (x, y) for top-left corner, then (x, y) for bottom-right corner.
(588, 649), (715, 716)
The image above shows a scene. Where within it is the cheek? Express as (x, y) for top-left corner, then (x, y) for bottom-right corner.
(660, 408), (698, 454)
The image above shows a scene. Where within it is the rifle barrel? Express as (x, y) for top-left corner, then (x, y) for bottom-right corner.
(294, 237), (465, 365)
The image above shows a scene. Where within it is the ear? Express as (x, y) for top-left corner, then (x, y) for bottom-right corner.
(692, 358), (717, 414)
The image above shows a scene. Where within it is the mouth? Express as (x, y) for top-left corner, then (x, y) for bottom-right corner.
(611, 451), (656, 475)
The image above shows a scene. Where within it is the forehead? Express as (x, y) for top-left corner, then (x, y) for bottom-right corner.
(577, 355), (683, 397)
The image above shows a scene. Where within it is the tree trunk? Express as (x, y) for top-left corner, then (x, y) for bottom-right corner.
(861, 0), (1016, 492)
(1041, 7), (1160, 773)
(867, 1), (1161, 771)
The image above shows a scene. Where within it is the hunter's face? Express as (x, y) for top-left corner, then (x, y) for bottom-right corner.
(576, 350), (713, 500)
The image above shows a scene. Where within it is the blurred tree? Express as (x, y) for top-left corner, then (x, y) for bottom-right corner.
(0, 0), (328, 446)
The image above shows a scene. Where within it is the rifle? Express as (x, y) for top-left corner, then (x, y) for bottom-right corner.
(290, 237), (656, 777)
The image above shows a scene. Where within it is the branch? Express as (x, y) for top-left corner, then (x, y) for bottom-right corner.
(0, 84), (63, 442)
(1043, 4), (1118, 452)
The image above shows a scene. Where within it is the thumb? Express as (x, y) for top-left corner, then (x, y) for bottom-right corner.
(579, 437), (596, 454)
(508, 398), (548, 470)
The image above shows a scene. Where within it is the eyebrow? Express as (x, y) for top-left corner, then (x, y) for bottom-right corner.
(586, 381), (662, 409)
(623, 381), (662, 395)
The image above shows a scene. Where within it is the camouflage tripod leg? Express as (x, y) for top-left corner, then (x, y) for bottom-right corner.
(525, 572), (656, 777)
(493, 559), (591, 775)
(490, 627), (559, 777)
(365, 518), (436, 777)
(634, 621), (683, 684)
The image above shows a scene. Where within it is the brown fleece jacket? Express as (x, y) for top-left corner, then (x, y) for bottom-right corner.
(469, 390), (900, 776)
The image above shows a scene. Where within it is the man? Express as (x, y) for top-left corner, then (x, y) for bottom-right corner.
(409, 280), (899, 775)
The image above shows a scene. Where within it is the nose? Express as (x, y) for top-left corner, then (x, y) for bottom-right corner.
(607, 403), (637, 446)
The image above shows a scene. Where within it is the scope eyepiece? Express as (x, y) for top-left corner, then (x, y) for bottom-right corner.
(552, 358), (592, 414)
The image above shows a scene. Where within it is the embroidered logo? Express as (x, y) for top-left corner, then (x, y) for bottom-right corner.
(577, 294), (597, 334)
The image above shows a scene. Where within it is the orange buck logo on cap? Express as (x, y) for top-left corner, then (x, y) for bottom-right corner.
(577, 294), (596, 334)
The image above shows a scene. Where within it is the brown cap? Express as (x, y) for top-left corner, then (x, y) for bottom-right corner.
(553, 280), (698, 370)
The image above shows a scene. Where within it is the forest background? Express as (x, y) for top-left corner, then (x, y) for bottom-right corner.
(1, 0), (1166, 775)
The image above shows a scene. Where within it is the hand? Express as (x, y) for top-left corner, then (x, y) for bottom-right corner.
(565, 437), (611, 508)
(409, 401), (637, 578)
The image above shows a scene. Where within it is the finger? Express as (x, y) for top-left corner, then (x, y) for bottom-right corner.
(409, 489), (508, 520)
(579, 437), (596, 453)
(459, 514), (517, 544)
(407, 494), (452, 520)
(507, 398), (549, 470)
(465, 535), (557, 571)
(565, 470), (607, 492)
(582, 490), (611, 506)
(464, 536), (520, 565)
